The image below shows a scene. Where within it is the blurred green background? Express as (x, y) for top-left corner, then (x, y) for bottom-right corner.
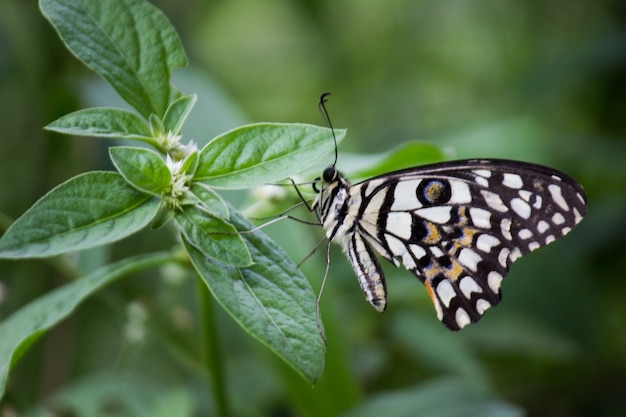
(1, 0), (625, 416)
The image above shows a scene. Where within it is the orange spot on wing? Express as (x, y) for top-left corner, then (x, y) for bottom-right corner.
(425, 280), (436, 303)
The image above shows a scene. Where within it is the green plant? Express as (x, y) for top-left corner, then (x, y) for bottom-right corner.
(0, 0), (348, 409)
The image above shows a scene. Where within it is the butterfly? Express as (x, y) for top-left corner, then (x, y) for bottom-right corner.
(311, 158), (587, 330)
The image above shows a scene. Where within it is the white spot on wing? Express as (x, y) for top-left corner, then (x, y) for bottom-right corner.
(562, 226), (572, 235)
(546, 235), (555, 244)
(518, 229), (533, 240)
(430, 246), (444, 258)
(391, 179), (423, 211)
(481, 190), (509, 212)
(416, 206), (452, 224)
(509, 247), (522, 262)
(511, 198), (531, 219)
(436, 280), (456, 308)
(449, 180), (472, 204)
(537, 220), (550, 234)
(459, 276), (483, 298)
(488, 271), (503, 293)
(456, 308), (471, 328)
(552, 212), (565, 225)
(574, 208), (583, 224)
(475, 176), (489, 187)
(528, 241), (540, 251)
(476, 299), (491, 314)
(498, 248), (510, 268)
(473, 169), (491, 178)
(469, 207), (492, 229)
(476, 234), (500, 253)
(502, 173), (523, 189)
(401, 251), (417, 270)
(501, 218), (513, 241)
(386, 212), (413, 240)
(549, 184), (570, 211)
(458, 248), (481, 272)
(385, 234), (408, 257)
(518, 190), (532, 201)
(533, 195), (543, 209)
(410, 244), (427, 259)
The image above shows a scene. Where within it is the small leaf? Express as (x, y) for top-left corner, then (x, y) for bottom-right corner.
(0, 252), (172, 399)
(40, 0), (188, 118)
(150, 113), (166, 137)
(163, 94), (197, 135)
(180, 150), (199, 177)
(187, 183), (229, 219)
(0, 172), (160, 258)
(109, 146), (171, 195)
(176, 206), (252, 267)
(184, 210), (325, 384)
(45, 107), (154, 143)
(195, 123), (346, 189)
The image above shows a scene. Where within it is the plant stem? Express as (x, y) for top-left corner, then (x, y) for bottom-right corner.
(196, 275), (230, 417)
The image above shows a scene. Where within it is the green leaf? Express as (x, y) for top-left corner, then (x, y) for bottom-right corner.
(0, 172), (160, 258)
(163, 94), (197, 135)
(347, 141), (447, 180)
(184, 211), (325, 384)
(44, 107), (154, 144)
(195, 123), (346, 189)
(186, 183), (229, 219)
(342, 377), (523, 417)
(150, 113), (166, 137)
(0, 252), (173, 399)
(39, 0), (188, 118)
(180, 150), (199, 177)
(109, 146), (171, 195)
(176, 206), (252, 267)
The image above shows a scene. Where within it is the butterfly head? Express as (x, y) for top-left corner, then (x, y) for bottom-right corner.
(312, 166), (339, 193)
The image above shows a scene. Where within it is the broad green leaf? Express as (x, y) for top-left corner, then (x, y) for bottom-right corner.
(44, 107), (154, 144)
(195, 123), (346, 189)
(40, 0), (188, 118)
(186, 183), (229, 219)
(176, 206), (252, 267)
(0, 252), (172, 399)
(347, 141), (447, 180)
(163, 94), (197, 135)
(0, 172), (160, 258)
(109, 146), (171, 195)
(342, 377), (523, 417)
(184, 211), (325, 384)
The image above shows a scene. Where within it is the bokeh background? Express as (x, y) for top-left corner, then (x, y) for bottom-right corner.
(1, 0), (625, 416)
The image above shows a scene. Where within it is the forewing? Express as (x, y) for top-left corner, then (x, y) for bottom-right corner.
(353, 159), (587, 330)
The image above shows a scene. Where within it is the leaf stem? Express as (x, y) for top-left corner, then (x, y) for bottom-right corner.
(196, 274), (230, 417)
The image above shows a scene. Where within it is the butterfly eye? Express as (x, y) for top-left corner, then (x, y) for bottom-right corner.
(322, 166), (336, 183)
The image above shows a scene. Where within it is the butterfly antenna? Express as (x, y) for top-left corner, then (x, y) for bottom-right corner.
(318, 92), (338, 168)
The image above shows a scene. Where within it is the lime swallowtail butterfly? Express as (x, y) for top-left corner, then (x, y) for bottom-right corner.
(309, 96), (587, 330)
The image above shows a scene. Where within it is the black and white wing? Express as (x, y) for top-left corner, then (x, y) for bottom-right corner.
(330, 159), (586, 330)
